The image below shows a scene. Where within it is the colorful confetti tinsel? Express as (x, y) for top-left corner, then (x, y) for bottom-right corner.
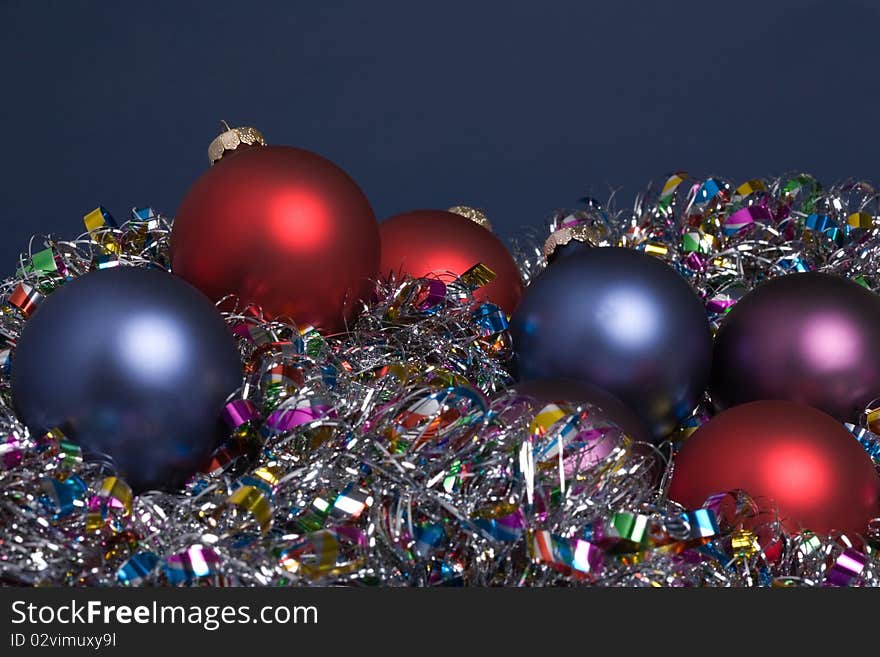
(2, 176), (880, 587)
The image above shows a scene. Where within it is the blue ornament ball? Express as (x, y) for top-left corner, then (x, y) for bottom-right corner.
(11, 267), (243, 492)
(510, 247), (712, 441)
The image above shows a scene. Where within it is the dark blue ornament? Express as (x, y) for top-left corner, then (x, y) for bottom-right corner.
(510, 247), (712, 441)
(11, 267), (242, 492)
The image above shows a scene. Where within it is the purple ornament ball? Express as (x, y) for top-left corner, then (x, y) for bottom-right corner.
(509, 378), (649, 444)
(710, 272), (880, 422)
(504, 378), (659, 478)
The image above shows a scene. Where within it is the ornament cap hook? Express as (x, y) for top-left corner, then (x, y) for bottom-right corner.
(447, 205), (492, 231)
(208, 121), (266, 166)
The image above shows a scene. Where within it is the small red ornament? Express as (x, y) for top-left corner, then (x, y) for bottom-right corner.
(379, 209), (522, 314)
(669, 400), (880, 537)
(171, 125), (380, 333)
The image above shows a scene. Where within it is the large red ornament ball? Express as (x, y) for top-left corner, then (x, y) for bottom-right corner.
(171, 146), (380, 333)
(669, 400), (880, 536)
(379, 210), (523, 315)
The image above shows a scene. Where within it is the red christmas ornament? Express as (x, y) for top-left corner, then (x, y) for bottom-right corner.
(669, 400), (880, 536)
(379, 209), (523, 315)
(171, 125), (380, 333)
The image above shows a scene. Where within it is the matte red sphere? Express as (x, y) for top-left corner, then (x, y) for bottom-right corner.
(171, 146), (380, 333)
(379, 210), (522, 314)
(669, 400), (880, 536)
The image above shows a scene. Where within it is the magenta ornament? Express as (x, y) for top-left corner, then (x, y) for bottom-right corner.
(710, 272), (880, 421)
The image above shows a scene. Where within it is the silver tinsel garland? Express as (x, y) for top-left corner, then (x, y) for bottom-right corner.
(2, 174), (880, 587)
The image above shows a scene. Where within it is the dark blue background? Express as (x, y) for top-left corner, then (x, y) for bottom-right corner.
(1, 0), (876, 268)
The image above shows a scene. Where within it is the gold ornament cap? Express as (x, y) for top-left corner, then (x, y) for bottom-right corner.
(208, 120), (266, 165)
(542, 224), (603, 261)
(448, 205), (492, 231)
